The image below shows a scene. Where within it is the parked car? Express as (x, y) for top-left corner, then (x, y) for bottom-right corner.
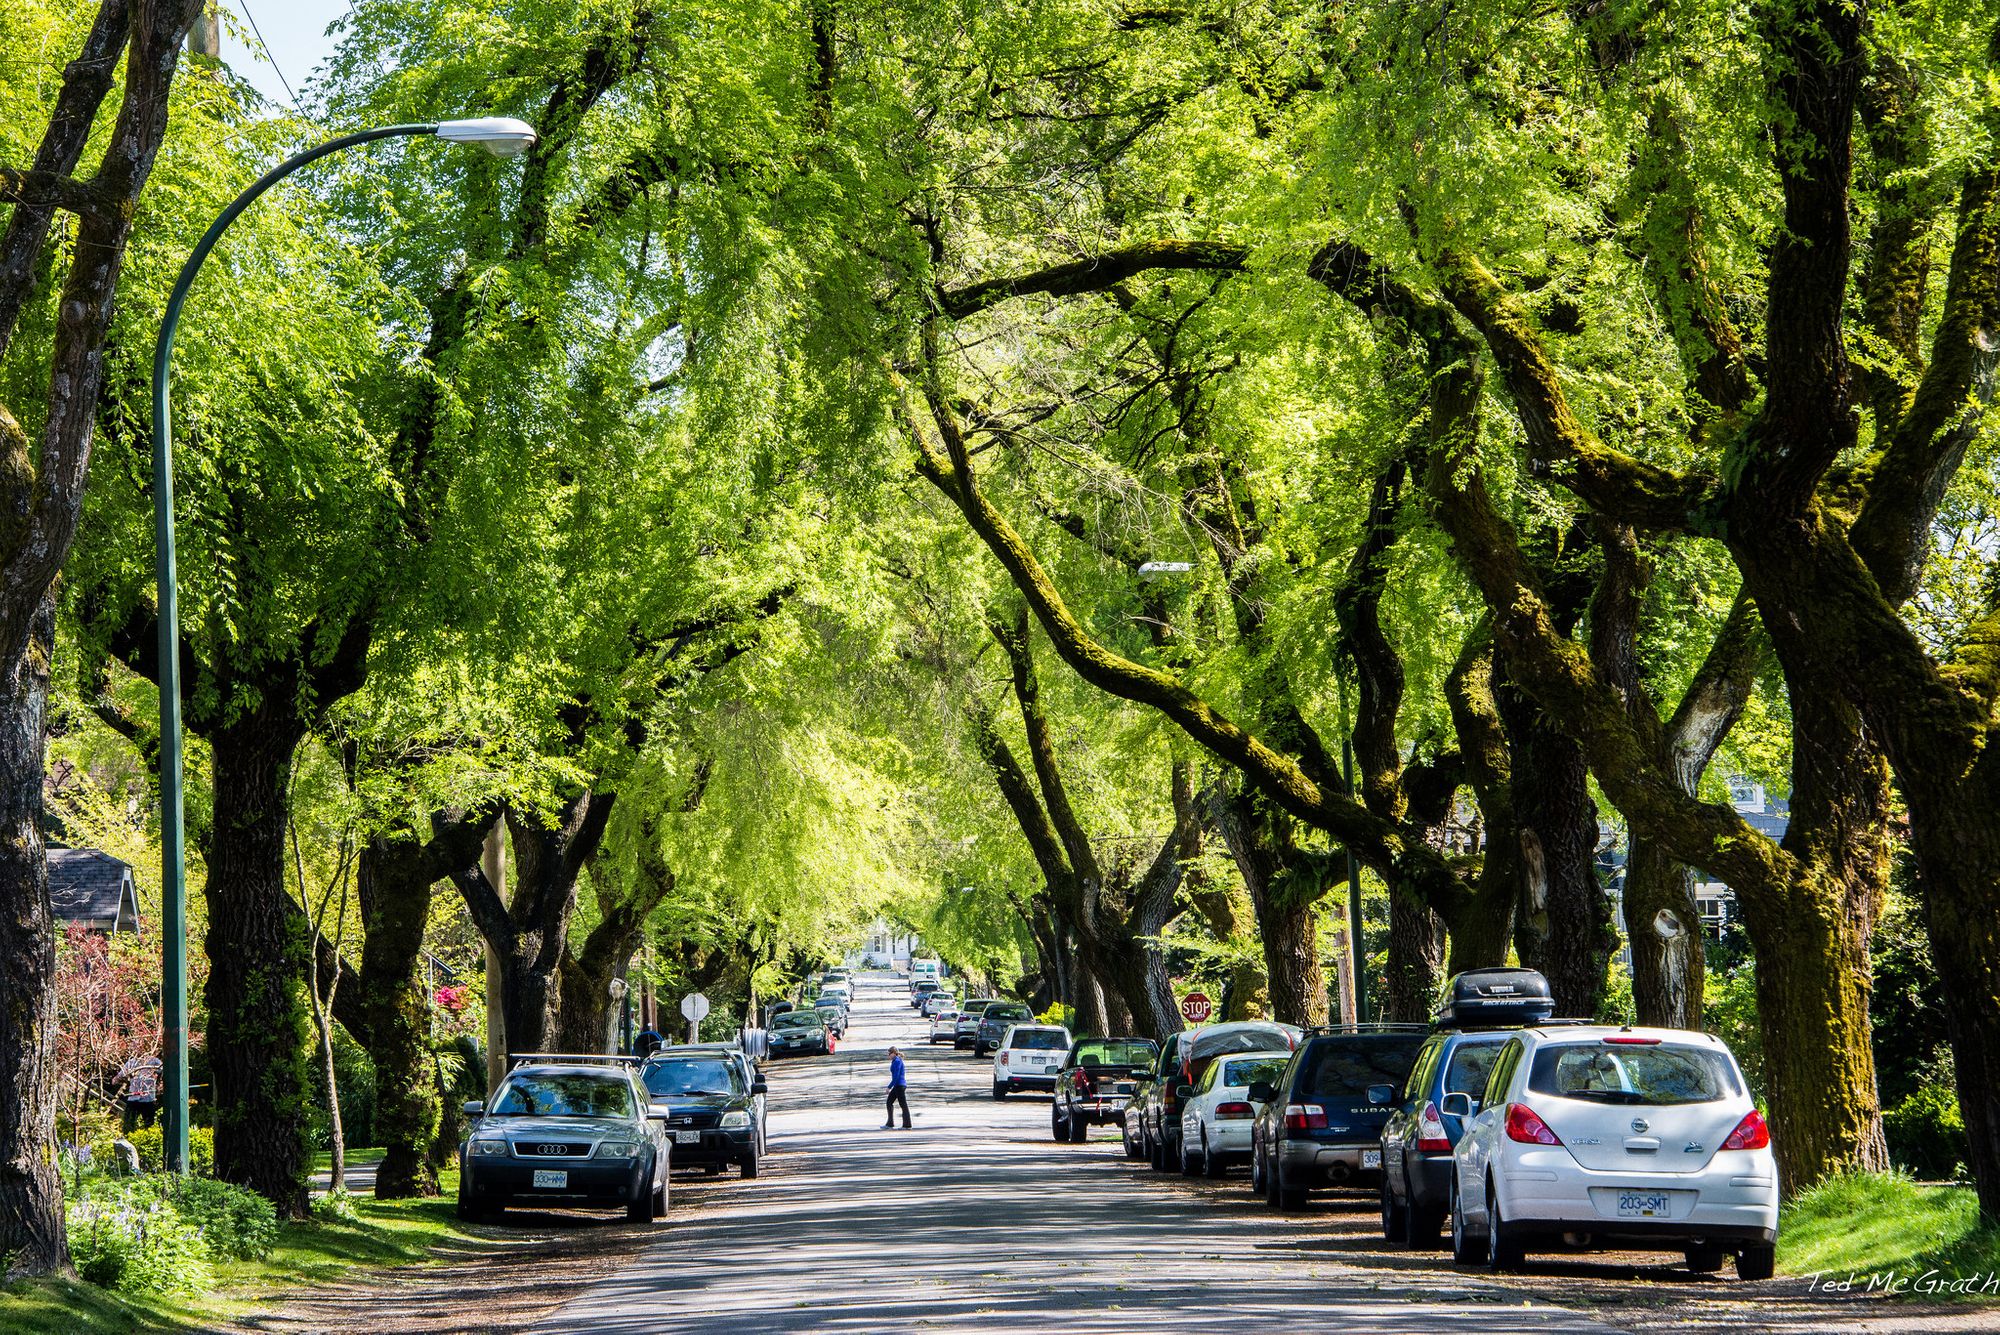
(810, 1001), (849, 1038)
(954, 999), (1000, 1049)
(818, 982), (852, 1006)
(641, 1049), (766, 1179)
(768, 1010), (831, 1057)
(920, 990), (957, 1017)
(929, 1009), (962, 1044)
(1447, 1026), (1777, 1278)
(457, 1060), (669, 1222)
(1053, 1037), (1158, 1144)
(1144, 1021), (1299, 1174)
(1180, 1050), (1292, 1177)
(1249, 1028), (1426, 1208)
(974, 1001), (1035, 1056)
(992, 1024), (1073, 1098)
(1381, 968), (1555, 1247)
(910, 979), (943, 1009)
(669, 1043), (768, 1156)
(1130, 1033), (1183, 1166)
(767, 1000), (794, 1018)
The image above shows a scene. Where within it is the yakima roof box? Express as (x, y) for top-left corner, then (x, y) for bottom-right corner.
(1435, 967), (1554, 1029)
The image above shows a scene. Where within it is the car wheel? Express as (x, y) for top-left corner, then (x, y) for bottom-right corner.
(1149, 1130), (1169, 1172)
(1450, 1175), (1480, 1265)
(1408, 1200), (1447, 1249)
(1053, 1106), (1071, 1142)
(1068, 1113), (1089, 1143)
(454, 1192), (490, 1223)
(1736, 1244), (1776, 1281)
(1276, 1157), (1307, 1211)
(1251, 1141), (1266, 1195)
(1484, 1177), (1524, 1271)
(1203, 1133), (1227, 1178)
(626, 1179), (658, 1223)
(1263, 1149), (1284, 1208)
(1179, 1135), (1200, 1176)
(739, 1152), (759, 1180)
(1381, 1178), (1409, 1244)
(653, 1176), (669, 1213)
(992, 1083), (1007, 1100)
(1120, 1121), (1136, 1157)
(1685, 1245), (1724, 1274)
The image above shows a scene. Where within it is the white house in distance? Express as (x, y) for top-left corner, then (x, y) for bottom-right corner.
(48, 848), (142, 934)
(1602, 780), (1785, 958)
(857, 921), (917, 969)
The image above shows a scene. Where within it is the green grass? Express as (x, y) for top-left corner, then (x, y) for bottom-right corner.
(1779, 1172), (2000, 1296)
(0, 1169), (476, 1335)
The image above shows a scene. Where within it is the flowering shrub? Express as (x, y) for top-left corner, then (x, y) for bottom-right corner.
(64, 1172), (276, 1294)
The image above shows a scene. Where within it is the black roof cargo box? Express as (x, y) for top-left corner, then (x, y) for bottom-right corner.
(1435, 967), (1554, 1029)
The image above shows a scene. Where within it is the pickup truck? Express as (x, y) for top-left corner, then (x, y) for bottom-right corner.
(1051, 1036), (1160, 1143)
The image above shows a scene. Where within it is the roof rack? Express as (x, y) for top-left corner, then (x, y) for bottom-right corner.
(507, 1052), (641, 1069)
(1300, 1022), (1432, 1034)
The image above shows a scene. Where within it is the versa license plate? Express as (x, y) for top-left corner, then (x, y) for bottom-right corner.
(674, 1130), (700, 1144)
(531, 1169), (567, 1189)
(1618, 1190), (1671, 1218)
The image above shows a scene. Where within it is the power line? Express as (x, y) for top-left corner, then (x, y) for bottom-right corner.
(235, 1), (299, 108)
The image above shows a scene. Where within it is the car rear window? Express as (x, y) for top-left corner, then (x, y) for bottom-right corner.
(492, 1073), (633, 1118)
(1010, 1029), (1069, 1050)
(1074, 1039), (1157, 1068)
(1222, 1056), (1289, 1088)
(644, 1059), (742, 1097)
(986, 1005), (1032, 1022)
(1298, 1036), (1425, 1098)
(772, 1013), (822, 1030)
(1528, 1042), (1739, 1105)
(1443, 1040), (1503, 1097)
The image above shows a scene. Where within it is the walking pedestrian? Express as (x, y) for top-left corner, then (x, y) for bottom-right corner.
(115, 1051), (163, 1133)
(882, 1045), (911, 1129)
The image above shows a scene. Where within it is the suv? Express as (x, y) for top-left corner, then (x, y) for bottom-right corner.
(910, 979), (943, 1009)
(954, 999), (999, 1049)
(1448, 1026), (1777, 1279)
(1054, 1037), (1158, 1144)
(992, 1024), (1072, 1098)
(974, 1001), (1035, 1056)
(768, 1010), (831, 1057)
(458, 1059), (669, 1222)
(641, 1049), (766, 1178)
(1381, 968), (1555, 1247)
(1250, 1029), (1427, 1209)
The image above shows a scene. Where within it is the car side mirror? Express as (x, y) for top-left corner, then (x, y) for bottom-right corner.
(1440, 1092), (1476, 1118)
(752, 1077), (768, 1096)
(1247, 1081), (1277, 1104)
(462, 1100), (486, 1119)
(647, 1104), (672, 1120)
(1175, 1084), (1195, 1100)
(1367, 1083), (1396, 1106)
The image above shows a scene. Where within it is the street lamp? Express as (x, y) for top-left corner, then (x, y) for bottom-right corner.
(151, 117), (536, 1173)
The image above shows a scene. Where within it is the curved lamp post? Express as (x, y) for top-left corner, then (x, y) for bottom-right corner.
(152, 116), (536, 1173)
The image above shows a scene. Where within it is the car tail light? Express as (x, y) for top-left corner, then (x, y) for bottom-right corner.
(1722, 1109), (1770, 1151)
(1283, 1103), (1328, 1132)
(1416, 1100), (1451, 1154)
(1604, 1035), (1661, 1045)
(1504, 1103), (1561, 1145)
(1215, 1101), (1255, 1119)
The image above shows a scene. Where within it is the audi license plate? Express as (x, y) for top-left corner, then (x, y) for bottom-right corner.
(1618, 1190), (1671, 1218)
(674, 1130), (699, 1144)
(532, 1169), (567, 1189)
(1361, 1149), (1382, 1169)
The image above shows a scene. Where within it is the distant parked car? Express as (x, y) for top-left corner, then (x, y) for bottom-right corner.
(1448, 1026), (1777, 1279)
(992, 1024), (1072, 1098)
(810, 1001), (849, 1038)
(1053, 1037), (1158, 1144)
(973, 1001), (1035, 1056)
(1250, 1029), (1425, 1209)
(920, 990), (957, 1017)
(954, 999), (999, 1049)
(1381, 968), (1554, 1247)
(457, 1060), (669, 1222)
(641, 1049), (766, 1179)
(910, 979), (943, 1009)
(1143, 1021), (1299, 1174)
(1179, 1050), (1291, 1176)
(929, 1009), (962, 1044)
(768, 1010), (831, 1057)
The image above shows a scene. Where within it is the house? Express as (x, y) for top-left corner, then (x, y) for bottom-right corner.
(1602, 780), (1787, 953)
(48, 848), (142, 933)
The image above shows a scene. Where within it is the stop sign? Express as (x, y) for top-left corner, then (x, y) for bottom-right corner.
(1180, 992), (1213, 1024)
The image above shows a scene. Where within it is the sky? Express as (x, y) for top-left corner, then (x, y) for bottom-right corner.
(219, 0), (350, 110)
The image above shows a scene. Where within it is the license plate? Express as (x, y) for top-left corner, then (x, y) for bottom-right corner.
(674, 1129), (699, 1144)
(532, 1169), (567, 1189)
(1362, 1149), (1382, 1169)
(1618, 1190), (1672, 1218)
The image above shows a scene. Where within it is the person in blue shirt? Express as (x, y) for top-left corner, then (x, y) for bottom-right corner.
(882, 1046), (911, 1129)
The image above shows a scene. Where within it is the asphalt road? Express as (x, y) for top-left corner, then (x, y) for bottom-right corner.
(530, 972), (1622, 1334)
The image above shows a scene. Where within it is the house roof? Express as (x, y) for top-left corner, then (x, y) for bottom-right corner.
(48, 848), (141, 932)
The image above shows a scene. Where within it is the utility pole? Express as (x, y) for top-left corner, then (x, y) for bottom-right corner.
(481, 823), (507, 1092)
(1343, 739), (1369, 1024)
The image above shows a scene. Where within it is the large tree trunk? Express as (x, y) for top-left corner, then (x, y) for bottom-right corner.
(1208, 788), (1329, 1025)
(357, 835), (445, 1199)
(1384, 888), (1447, 1022)
(1623, 839), (1706, 1030)
(1070, 928), (1113, 1035)
(0, 597), (66, 1278)
(204, 712), (313, 1218)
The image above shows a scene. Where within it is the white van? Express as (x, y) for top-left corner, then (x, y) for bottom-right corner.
(909, 958), (942, 988)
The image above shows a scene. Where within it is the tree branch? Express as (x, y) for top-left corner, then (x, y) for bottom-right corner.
(939, 240), (1249, 320)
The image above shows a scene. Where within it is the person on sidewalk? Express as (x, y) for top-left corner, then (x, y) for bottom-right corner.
(882, 1046), (911, 1129)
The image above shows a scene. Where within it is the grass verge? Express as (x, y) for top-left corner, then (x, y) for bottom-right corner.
(1779, 1172), (2000, 1296)
(0, 1169), (471, 1334)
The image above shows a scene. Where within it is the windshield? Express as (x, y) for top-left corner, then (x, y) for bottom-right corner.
(491, 1073), (633, 1118)
(1528, 1042), (1738, 1105)
(1223, 1057), (1290, 1089)
(644, 1059), (741, 1098)
(1299, 1036), (1425, 1098)
(1010, 1029), (1069, 1050)
(1444, 1041), (1503, 1097)
(772, 1013), (823, 1031)
(1073, 1039), (1157, 1068)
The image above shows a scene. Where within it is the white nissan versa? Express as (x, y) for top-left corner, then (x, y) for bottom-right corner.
(1448, 1026), (1778, 1280)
